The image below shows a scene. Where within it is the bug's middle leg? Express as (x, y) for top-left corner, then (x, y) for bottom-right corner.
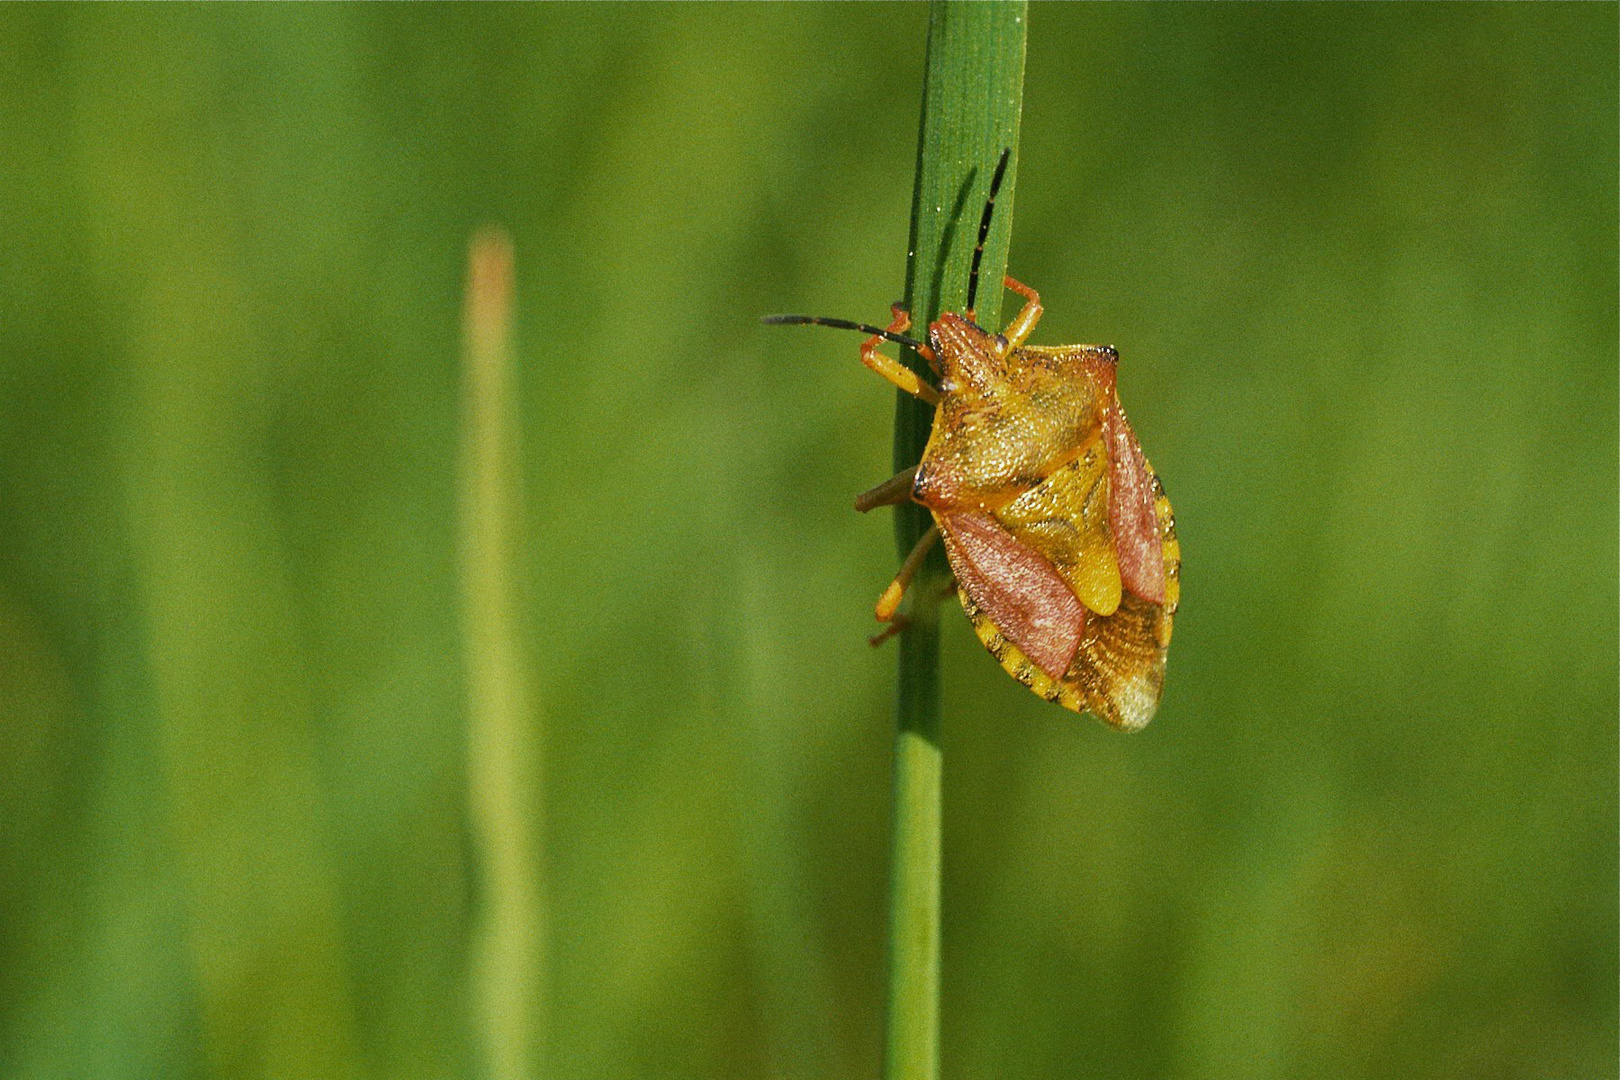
(870, 573), (957, 647)
(874, 524), (941, 623)
(855, 465), (919, 513)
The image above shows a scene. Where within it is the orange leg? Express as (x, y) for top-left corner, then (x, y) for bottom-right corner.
(870, 574), (957, 647)
(855, 465), (919, 513)
(874, 525), (941, 623)
(1000, 276), (1043, 350)
(862, 305), (940, 405)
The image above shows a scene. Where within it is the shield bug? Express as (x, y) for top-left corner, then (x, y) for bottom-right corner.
(765, 150), (1179, 730)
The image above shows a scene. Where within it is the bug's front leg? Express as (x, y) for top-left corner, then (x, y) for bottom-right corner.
(999, 276), (1043, 351)
(861, 304), (940, 405)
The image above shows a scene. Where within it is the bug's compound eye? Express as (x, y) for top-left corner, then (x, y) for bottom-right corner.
(995, 333), (1010, 351)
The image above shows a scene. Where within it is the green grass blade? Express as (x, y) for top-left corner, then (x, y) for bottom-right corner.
(459, 228), (545, 1080)
(885, 5), (1027, 1080)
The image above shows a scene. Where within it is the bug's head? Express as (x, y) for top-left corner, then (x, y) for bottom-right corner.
(930, 311), (999, 357)
(927, 312), (1009, 398)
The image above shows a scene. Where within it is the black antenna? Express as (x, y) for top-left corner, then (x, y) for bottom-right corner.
(760, 314), (927, 352)
(964, 147), (1012, 317)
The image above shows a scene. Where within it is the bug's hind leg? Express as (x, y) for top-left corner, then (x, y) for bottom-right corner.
(855, 465), (919, 513)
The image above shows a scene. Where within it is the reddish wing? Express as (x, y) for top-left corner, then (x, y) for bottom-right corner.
(1104, 405), (1166, 605)
(939, 511), (1085, 680)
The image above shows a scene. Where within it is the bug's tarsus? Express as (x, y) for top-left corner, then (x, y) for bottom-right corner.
(761, 314), (926, 352)
(869, 614), (909, 648)
(964, 147), (1013, 320)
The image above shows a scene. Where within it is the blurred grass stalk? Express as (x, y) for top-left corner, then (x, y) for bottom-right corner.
(886, 4), (1026, 1079)
(459, 228), (545, 1080)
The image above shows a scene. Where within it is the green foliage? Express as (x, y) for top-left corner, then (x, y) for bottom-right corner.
(0, 5), (1613, 1079)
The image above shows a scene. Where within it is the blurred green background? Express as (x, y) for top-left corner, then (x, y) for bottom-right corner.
(0, 4), (1614, 1079)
